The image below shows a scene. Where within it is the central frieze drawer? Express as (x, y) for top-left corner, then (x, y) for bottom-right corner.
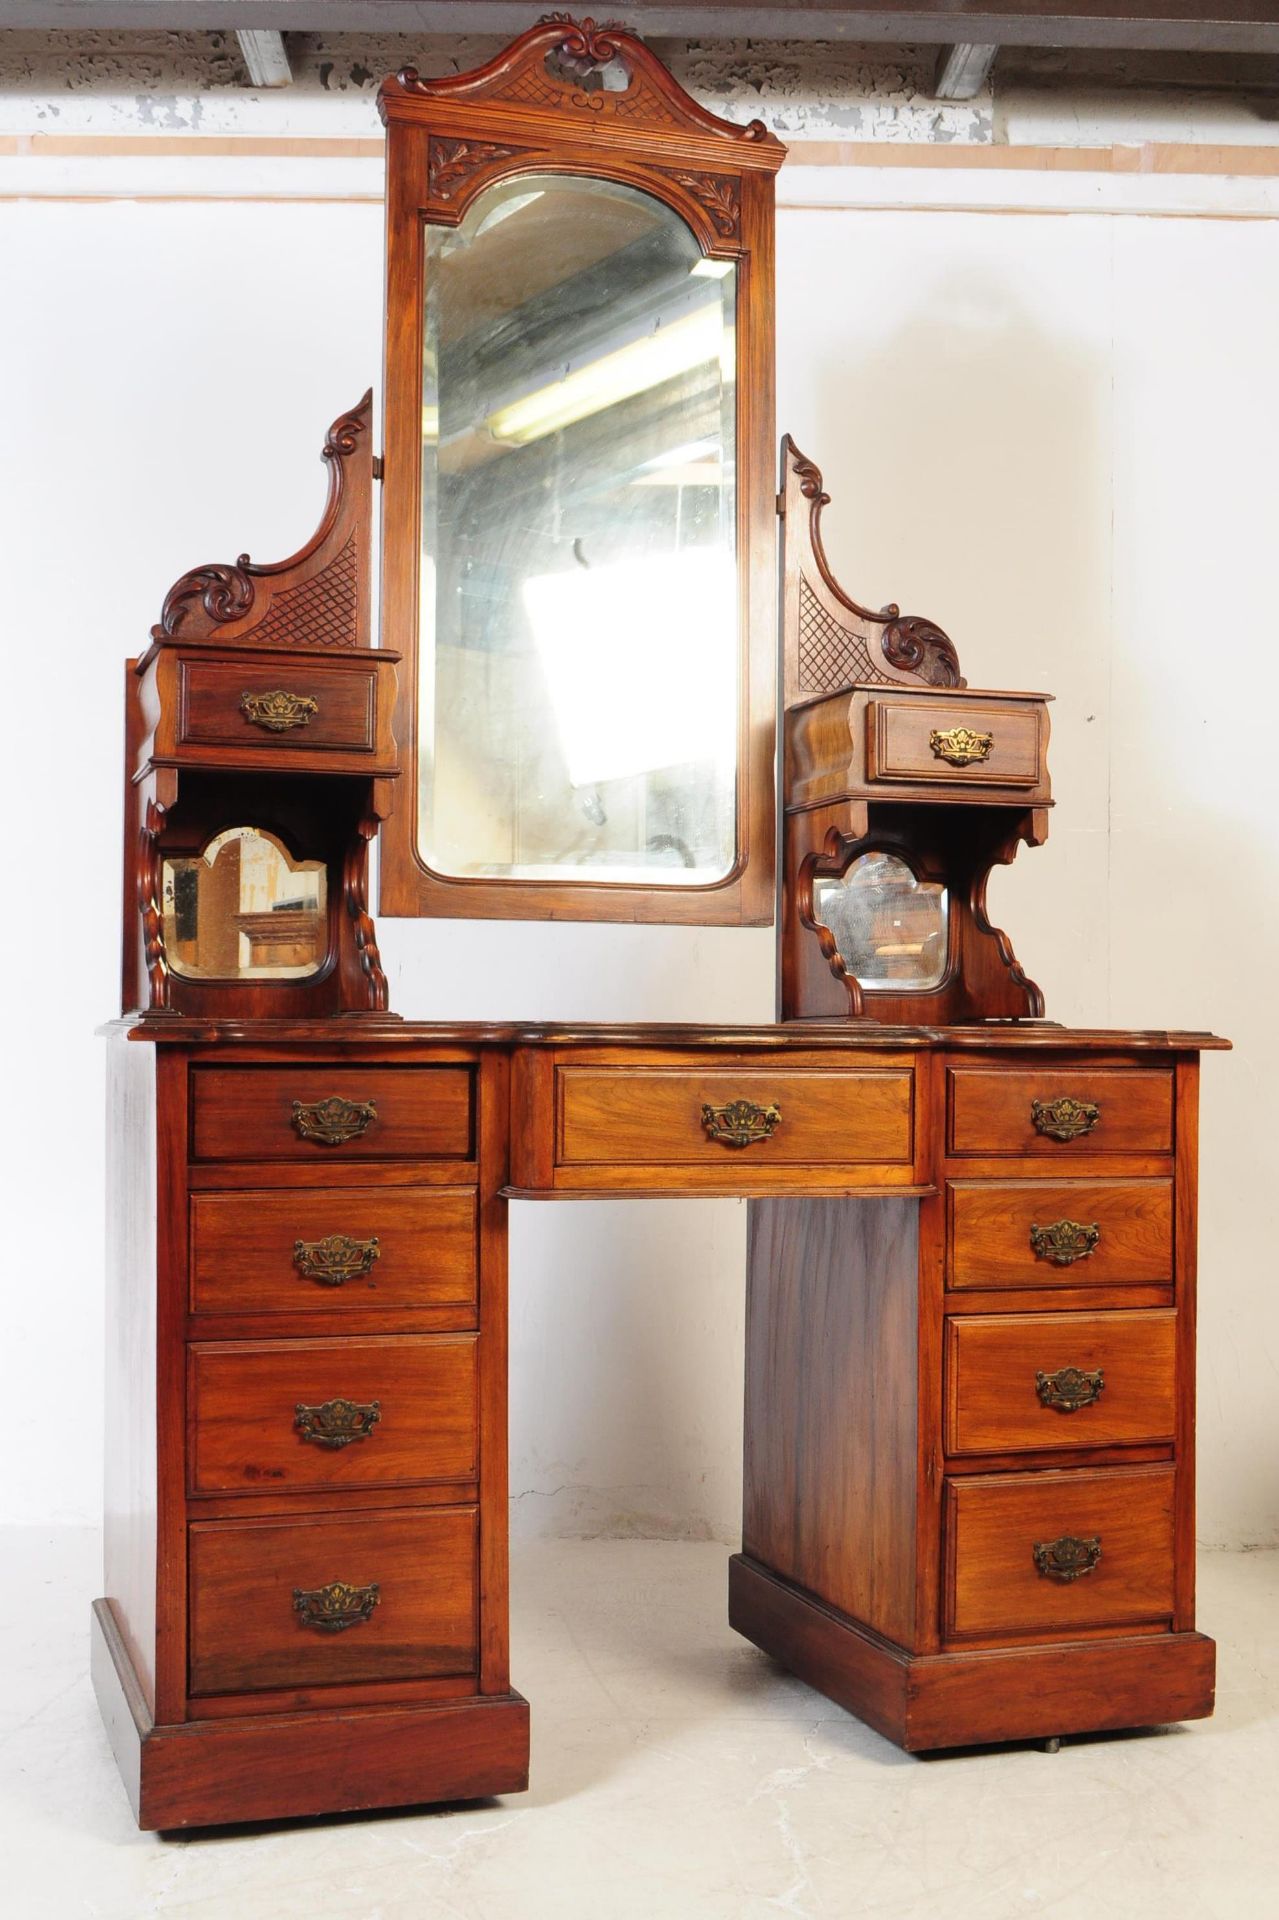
(187, 1335), (477, 1495)
(191, 1065), (473, 1161)
(944, 1464), (1175, 1641)
(556, 1066), (914, 1172)
(945, 1309), (1176, 1456)
(188, 1506), (477, 1695)
(948, 1179), (1173, 1289)
(189, 1187), (477, 1316)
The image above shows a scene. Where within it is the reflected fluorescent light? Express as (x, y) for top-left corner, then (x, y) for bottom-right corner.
(523, 550), (736, 787)
(487, 305), (722, 447)
(690, 257), (734, 280)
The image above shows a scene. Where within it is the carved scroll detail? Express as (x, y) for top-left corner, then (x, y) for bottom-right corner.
(781, 436), (963, 705)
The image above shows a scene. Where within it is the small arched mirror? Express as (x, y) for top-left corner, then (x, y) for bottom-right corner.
(377, 23), (785, 924)
(813, 851), (950, 992)
(162, 828), (328, 982)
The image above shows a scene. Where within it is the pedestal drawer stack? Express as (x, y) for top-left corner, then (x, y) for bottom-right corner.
(941, 1055), (1191, 1651)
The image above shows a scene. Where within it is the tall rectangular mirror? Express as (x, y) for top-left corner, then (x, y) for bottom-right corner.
(377, 20), (784, 923)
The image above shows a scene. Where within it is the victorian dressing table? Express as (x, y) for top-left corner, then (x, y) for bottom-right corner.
(93, 19), (1226, 1831)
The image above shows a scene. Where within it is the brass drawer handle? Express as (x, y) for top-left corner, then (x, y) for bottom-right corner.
(1036, 1365), (1105, 1412)
(294, 1396), (381, 1449)
(240, 688), (319, 732)
(1030, 1219), (1101, 1267)
(292, 1579), (380, 1632)
(1031, 1096), (1100, 1142)
(929, 725), (992, 767)
(1033, 1535), (1102, 1582)
(701, 1099), (782, 1148)
(292, 1095), (378, 1145)
(294, 1233), (381, 1287)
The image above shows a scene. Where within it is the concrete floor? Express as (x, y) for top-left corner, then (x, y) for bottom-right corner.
(1, 1529), (1275, 1920)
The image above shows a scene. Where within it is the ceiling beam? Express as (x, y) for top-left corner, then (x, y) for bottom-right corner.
(4, 6), (1279, 57)
(235, 29), (292, 87)
(934, 42), (1000, 98)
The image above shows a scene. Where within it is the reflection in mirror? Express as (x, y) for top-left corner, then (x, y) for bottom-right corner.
(420, 173), (738, 886)
(813, 851), (949, 990)
(162, 827), (327, 981)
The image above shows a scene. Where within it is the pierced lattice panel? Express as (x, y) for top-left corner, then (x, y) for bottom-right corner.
(242, 537), (359, 649)
(797, 575), (889, 694)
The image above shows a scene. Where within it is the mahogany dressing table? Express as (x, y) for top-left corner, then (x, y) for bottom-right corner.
(93, 18), (1225, 1830)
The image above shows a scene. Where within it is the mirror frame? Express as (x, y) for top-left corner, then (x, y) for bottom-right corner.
(376, 17), (785, 924)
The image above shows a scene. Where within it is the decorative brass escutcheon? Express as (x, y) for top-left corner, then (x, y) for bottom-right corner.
(292, 1096), (378, 1146)
(240, 688), (319, 732)
(1029, 1219), (1101, 1267)
(293, 1232), (381, 1287)
(701, 1099), (782, 1148)
(292, 1579), (380, 1632)
(1033, 1535), (1102, 1582)
(1036, 1365), (1105, 1413)
(929, 725), (993, 767)
(1030, 1095), (1101, 1143)
(294, 1396), (382, 1448)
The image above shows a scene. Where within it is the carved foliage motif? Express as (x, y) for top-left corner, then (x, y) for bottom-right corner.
(666, 170), (741, 239)
(428, 136), (518, 200)
(154, 563), (255, 641)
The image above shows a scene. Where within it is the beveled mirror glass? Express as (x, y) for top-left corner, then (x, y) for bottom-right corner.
(813, 851), (949, 991)
(162, 828), (327, 982)
(420, 174), (737, 886)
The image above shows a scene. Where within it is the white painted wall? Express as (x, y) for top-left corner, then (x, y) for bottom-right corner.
(4, 152), (1276, 1549)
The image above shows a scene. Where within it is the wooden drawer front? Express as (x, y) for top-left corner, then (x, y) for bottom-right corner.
(191, 1066), (473, 1162)
(188, 1335), (477, 1495)
(189, 1187), (477, 1316)
(557, 1066), (914, 1171)
(179, 660), (377, 754)
(867, 697), (1043, 789)
(189, 1506), (477, 1694)
(945, 1465), (1175, 1640)
(949, 1180), (1172, 1290)
(945, 1310), (1176, 1456)
(949, 1067), (1173, 1158)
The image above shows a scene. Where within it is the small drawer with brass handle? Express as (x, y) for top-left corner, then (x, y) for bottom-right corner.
(944, 1309), (1175, 1456)
(188, 1506), (478, 1693)
(190, 1065), (473, 1161)
(1029, 1218), (1101, 1267)
(187, 1335), (476, 1495)
(292, 1578), (380, 1630)
(947, 1179), (1172, 1290)
(176, 658), (379, 755)
(947, 1066), (1172, 1158)
(944, 1463), (1175, 1641)
(294, 1396), (381, 1449)
(189, 1188), (476, 1316)
(865, 694), (1046, 791)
